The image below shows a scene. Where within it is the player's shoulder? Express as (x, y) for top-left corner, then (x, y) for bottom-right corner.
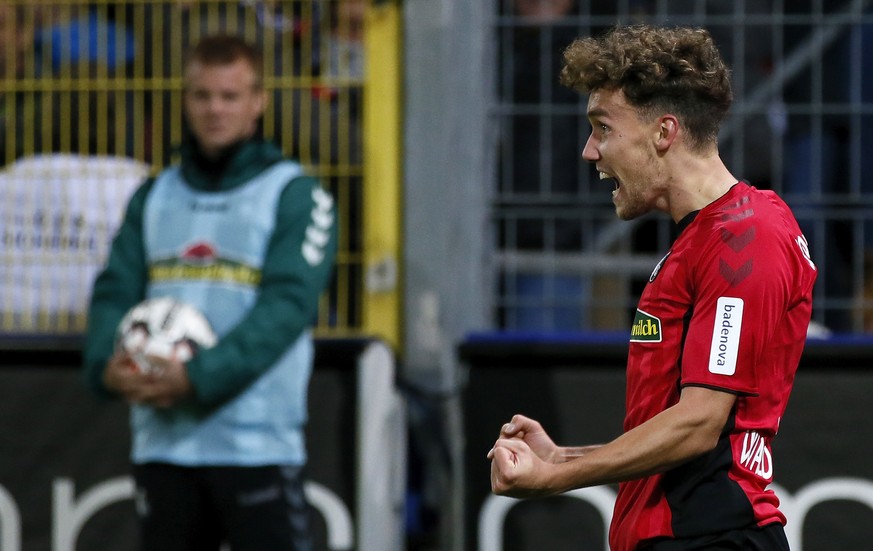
(683, 183), (797, 258)
(280, 170), (333, 208)
(708, 183), (792, 231)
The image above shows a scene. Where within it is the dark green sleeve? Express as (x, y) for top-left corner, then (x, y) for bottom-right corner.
(185, 175), (338, 405)
(81, 179), (154, 398)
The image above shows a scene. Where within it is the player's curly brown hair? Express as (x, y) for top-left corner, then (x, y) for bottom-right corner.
(560, 24), (733, 152)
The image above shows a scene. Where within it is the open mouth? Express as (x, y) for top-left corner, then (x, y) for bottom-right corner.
(599, 171), (620, 196)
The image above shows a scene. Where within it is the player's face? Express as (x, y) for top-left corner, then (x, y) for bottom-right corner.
(582, 88), (667, 220)
(183, 58), (266, 158)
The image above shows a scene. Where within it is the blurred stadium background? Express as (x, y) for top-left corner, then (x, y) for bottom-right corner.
(2, 1), (873, 550)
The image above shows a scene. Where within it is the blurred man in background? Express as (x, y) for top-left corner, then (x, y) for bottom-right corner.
(83, 34), (336, 551)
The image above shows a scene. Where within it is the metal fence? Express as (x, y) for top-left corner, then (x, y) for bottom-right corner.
(491, 0), (873, 334)
(0, 0), (364, 337)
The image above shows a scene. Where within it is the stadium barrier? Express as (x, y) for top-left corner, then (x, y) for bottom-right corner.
(0, 337), (405, 551)
(460, 333), (873, 551)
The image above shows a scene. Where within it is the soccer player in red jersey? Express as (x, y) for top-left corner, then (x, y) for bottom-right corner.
(488, 24), (817, 551)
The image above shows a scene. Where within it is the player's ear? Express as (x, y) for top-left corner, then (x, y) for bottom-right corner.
(655, 115), (679, 151)
(252, 88), (268, 120)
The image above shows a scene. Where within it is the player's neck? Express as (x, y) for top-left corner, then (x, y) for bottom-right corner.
(664, 152), (737, 222)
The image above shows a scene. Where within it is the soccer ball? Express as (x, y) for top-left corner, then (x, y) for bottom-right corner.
(115, 297), (217, 374)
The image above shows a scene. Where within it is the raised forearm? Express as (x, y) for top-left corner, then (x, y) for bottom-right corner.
(559, 445), (603, 462)
(548, 387), (734, 492)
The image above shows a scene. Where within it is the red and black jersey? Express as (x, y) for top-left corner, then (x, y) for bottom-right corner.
(609, 182), (817, 551)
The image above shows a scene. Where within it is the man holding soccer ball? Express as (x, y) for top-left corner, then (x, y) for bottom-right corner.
(489, 25), (817, 550)
(83, 34), (336, 551)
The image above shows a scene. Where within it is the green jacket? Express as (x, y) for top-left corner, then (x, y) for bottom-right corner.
(82, 138), (338, 405)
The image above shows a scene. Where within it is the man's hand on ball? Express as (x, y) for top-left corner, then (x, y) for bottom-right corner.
(103, 352), (149, 400)
(135, 355), (194, 408)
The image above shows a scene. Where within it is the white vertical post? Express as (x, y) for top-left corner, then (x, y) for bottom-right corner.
(356, 341), (407, 551)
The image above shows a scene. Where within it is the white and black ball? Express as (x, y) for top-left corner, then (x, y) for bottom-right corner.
(115, 297), (217, 374)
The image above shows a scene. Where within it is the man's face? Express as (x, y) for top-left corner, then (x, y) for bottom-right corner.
(183, 58), (266, 158)
(582, 88), (666, 220)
